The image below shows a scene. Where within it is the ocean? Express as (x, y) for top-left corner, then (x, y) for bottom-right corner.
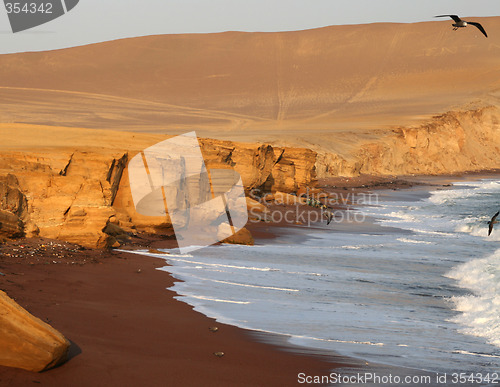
(133, 178), (500, 375)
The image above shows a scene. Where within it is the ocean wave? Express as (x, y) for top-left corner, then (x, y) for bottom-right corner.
(387, 211), (420, 221)
(455, 221), (500, 241)
(408, 228), (455, 237)
(396, 238), (434, 245)
(166, 256), (281, 272)
(429, 180), (500, 205)
(446, 249), (500, 348)
(183, 295), (251, 304)
(339, 243), (387, 250)
(211, 279), (300, 292)
(291, 334), (385, 347)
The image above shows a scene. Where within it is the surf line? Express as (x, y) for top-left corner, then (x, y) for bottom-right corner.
(211, 279), (299, 292)
(187, 295), (251, 304)
(160, 256), (278, 272)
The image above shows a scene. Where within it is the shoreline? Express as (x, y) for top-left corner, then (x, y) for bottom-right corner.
(177, 172), (500, 382)
(0, 238), (343, 386)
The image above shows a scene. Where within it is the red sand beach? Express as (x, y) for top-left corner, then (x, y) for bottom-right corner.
(0, 237), (351, 387)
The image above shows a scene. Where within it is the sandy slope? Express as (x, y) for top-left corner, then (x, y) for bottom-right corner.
(0, 17), (499, 148)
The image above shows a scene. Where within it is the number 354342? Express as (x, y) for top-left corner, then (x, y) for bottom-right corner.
(5, 2), (53, 14)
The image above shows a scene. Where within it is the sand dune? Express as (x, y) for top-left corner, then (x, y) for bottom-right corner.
(1, 18), (499, 143)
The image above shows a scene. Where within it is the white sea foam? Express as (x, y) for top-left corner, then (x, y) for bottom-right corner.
(396, 238), (434, 245)
(384, 211), (420, 223)
(291, 334), (385, 347)
(163, 255), (282, 272)
(122, 249), (284, 272)
(408, 228), (455, 237)
(185, 295), (251, 304)
(455, 220), (500, 241)
(428, 188), (476, 205)
(446, 249), (500, 347)
(429, 180), (500, 205)
(211, 279), (299, 292)
(452, 350), (500, 359)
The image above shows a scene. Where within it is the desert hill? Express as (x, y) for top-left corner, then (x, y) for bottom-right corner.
(0, 17), (499, 143)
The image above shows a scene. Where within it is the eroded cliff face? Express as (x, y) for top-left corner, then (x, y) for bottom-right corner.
(315, 106), (500, 177)
(0, 151), (128, 248)
(0, 135), (317, 247)
(112, 139), (317, 235)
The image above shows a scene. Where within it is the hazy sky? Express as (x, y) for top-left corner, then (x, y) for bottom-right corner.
(0, 0), (499, 54)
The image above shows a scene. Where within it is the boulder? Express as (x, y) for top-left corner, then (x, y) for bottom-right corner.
(102, 222), (130, 247)
(221, 227), (254, 246)
(246, 197), (269, 213)
(0, 290), (70, 372)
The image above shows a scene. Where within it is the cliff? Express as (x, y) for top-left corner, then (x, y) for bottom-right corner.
(0, 125), (317, 247)
(315, 106), (500, 177)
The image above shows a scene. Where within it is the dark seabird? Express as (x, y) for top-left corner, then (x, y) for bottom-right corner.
(324, 210), (334, 225)
(435, 15), (488, 37)
(488, 211), (499, 236)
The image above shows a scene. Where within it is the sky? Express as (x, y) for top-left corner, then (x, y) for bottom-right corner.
(0, 0), (499, 54)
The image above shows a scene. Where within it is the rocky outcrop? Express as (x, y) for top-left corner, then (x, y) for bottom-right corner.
(113, 139), (318, 235)
(0, 290), (70, 372)
(0, 132), (317, 246)
(0, 174), (27, 239)
(0, 150), (128, 248)
(198, 139), (317, 193)
(221, 227), (254, 246)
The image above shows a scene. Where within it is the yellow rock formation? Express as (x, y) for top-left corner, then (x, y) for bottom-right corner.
(0, 125), (317, 247)
(0, 291), (70, 372)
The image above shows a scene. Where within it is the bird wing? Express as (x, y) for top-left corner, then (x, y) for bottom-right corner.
(435, 15), (462, 23)
(467, 22), (488, 37)
(489, 211), (499, 236)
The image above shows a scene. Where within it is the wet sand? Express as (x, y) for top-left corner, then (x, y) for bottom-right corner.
(0, 237), (349, 387)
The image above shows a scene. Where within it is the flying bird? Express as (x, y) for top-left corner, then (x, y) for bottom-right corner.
(435, 15), (488, 38)
(488, 211), (499, 236)
(324, 210), (334, 225)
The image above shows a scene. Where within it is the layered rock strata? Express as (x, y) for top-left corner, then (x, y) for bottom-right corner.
(0, 135), (317, 247)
